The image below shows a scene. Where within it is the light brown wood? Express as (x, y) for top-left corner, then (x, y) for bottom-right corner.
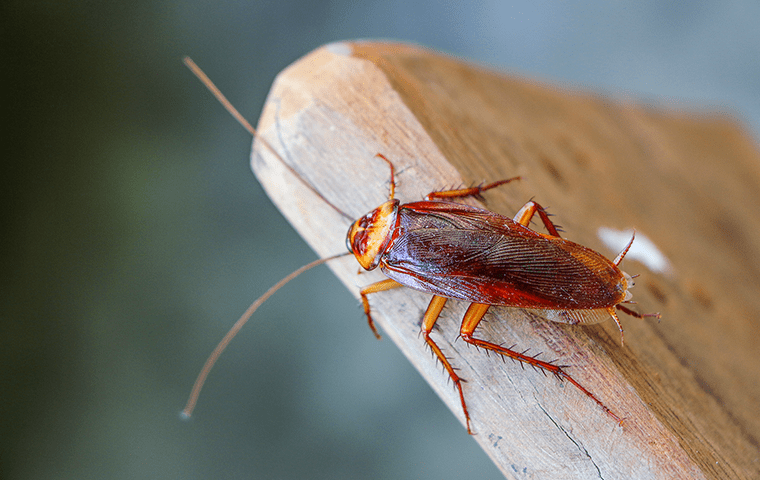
(251, 41), (760, 479)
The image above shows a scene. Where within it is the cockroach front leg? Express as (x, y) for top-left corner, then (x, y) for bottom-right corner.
(460, 303), (622, 425)
(420, 295), (475, 434)
(359, 278), (403, 339)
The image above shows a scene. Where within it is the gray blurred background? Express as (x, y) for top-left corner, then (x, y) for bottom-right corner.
(4, 2), (759, 479)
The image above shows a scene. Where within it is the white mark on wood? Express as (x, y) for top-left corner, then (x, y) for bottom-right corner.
(325, 42), (352, 56)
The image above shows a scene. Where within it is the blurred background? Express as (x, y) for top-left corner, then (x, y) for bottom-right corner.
(4, 1), (760, 479)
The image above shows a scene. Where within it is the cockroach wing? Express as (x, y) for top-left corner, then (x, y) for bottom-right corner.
(380, 202), (628, 311)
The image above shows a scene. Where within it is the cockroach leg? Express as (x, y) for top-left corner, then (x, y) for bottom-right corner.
(612, 305), (662, 345)
(513, 201), (562, 237)
(616, 304), (661, 321)
(607, 307), (626, 346)
(425, 177), (521, 201)
(420, 295), (474, 434)
(359, 278), (403, 339)
(459, 302), (622, 425)
(373, 153), (396, 200)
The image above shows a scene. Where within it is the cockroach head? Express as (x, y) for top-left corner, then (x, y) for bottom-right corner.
(346, 200), (400, 271)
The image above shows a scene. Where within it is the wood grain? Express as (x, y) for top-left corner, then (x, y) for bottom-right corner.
(251, 41), (760, 479)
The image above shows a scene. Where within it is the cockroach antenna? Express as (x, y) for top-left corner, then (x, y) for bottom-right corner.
(180, 58), (352, 418)
(182, 57), (353, 222)
(181, 252), (349, 419)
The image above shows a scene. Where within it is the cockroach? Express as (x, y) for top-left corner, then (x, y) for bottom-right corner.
(345, 154), (663, 433)
(181, 57), (660, 434)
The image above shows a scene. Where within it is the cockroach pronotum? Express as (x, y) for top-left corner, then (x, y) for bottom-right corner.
(180, 57), (660, 434)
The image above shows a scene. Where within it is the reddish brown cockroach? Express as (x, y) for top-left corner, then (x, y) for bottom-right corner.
(346, 154), (660, 433)
(181, 58), (660, 434)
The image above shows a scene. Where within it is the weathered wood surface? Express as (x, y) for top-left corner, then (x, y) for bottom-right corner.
(251, 41), (760, 479)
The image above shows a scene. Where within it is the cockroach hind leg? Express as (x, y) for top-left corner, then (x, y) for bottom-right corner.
(459, 303), (620, 423)
(463, 332), (621, 424)
(616, 304), (662, 323)
(610, 304), (663, 344)
(608, 307), (626, 346)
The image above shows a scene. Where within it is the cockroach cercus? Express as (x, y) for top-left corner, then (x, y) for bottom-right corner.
(181, 57), (660, 434)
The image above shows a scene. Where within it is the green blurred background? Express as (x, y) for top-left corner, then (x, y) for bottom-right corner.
(4, 1), (759, 479)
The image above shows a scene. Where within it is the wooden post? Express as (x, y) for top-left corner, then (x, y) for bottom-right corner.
(251, 41), (760, 479)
